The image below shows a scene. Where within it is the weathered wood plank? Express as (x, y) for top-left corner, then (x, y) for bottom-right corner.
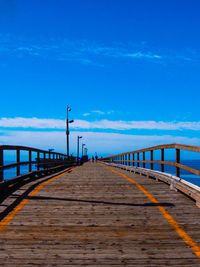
(0, 162), (199, 266)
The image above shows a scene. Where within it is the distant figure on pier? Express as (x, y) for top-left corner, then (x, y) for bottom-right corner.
(95, 155), (98, 162)
(92, 156), (94, 162)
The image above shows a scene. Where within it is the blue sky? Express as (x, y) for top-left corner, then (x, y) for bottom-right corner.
(0, 0), (200, 157)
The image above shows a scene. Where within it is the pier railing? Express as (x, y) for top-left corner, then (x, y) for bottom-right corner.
(99, 143), (200, 177)
(0, 145), (76, 184)
(100, 143), (200, 206)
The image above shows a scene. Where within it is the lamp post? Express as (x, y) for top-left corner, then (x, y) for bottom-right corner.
(77, 136), (82, 161)
(66, 105), (74, 158)
(82, 143), (85, 157)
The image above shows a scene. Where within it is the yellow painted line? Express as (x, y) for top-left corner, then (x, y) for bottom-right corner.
(0, 167), (77, 232)
(99, 163), (200, 260)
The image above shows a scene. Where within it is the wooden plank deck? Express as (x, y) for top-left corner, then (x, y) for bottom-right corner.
(0, 162), (199, 266)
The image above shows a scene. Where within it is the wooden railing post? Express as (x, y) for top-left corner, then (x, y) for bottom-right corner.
(99, 143), (200, 185)
(176, 149), (180, 177)
(150, 150), (153, 170)
(143, 152), (145, 168)
(0, 149), (3, 181)
(16, 149), (20, 176)
(125, 154), (127, 166)
(161, 149), (164, 172)
(0, 146), (69, 182)
(37, 152), (40, 171)
(29, 150), (32, 172)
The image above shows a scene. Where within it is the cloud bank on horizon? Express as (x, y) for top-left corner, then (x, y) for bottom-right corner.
(0, 116), (200, 156)
(0, 117), (200, 131)
(0, 129), (200, 158)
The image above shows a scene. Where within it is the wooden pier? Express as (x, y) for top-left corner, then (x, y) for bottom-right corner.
(0, 162), (199, 266)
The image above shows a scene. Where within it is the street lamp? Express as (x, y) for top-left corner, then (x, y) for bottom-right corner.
(66, 105), (74, 158)
(82, 143), (85, 157)
(77, 136), (82, 160)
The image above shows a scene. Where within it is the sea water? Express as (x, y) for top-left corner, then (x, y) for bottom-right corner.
(123, 160), (200, 187)
(3, 161), (44, 180)
(2, 160), (200, 188)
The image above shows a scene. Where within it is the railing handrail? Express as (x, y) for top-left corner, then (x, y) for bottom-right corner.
(102, 159), (200, 176)
(101, 143), (200, 159)
(99, 143), (200, 179)
(0, 145), (66, 156)
(0, 144), (76, 182)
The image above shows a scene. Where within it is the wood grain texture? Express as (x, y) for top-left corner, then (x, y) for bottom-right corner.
(102, 143), (200, 159)
(0, 162), (200, 266)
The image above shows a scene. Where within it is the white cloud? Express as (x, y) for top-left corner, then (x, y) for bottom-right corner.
(84, 45), (162, 60)
(0, 130), (199, 156)
(0, 34), (163, 65)
(91, 110), (105, 115)
(1, 117), (200, 131)
(1, 34), (196, 65)
(107, 110), (114, 114)
(125, 52), (162, 59)
(83, 110), (114, 117)
(0, 117), (65, 129)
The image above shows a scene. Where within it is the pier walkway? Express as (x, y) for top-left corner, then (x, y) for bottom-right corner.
(0, 162), (200, 266)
